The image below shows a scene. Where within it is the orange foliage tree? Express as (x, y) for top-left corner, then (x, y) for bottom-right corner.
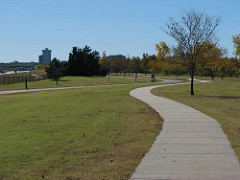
(150, 41), (174, 75)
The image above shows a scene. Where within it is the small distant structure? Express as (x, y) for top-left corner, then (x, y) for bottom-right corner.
(39, 48), (51, 63)
(107, 54), (126, 60)
(0, 62), (36, 73)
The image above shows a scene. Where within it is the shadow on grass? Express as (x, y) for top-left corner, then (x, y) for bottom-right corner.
(204, 95), (240, 99)
(59, 79), (70, 82)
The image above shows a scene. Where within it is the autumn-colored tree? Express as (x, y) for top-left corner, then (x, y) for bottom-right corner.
(200, 42), (223, 80)
(232, 34), (240, 76)
(150, 41), (173, 75)
(141, 53), (150, 75)
(161, 56), (174, 75)
(218, 57), (239, 79)
(233, 34), (240, 60)
(105, 55), (127, 75)
(226, 58), (239, 76)
(100, 51), (110, 72)
(155, 41), (170, 58)
(171, 44), (188, 75)
(163, 9), (221, 95)
(112, 58), (123, 74)
(218, 57), (227, 79)
(148, 55), (158, 73)
(149, 57), (161, 73)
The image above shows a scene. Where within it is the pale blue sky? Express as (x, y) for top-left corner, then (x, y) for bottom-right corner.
(0, 0), (239, 62)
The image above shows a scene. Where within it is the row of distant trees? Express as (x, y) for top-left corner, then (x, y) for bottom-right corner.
(100, 41), (239, 80)
(100, 52), (143, 77)
(101, 9), (240, 95)
(46, 39), (240, 86)
(45, 9), (240, 95)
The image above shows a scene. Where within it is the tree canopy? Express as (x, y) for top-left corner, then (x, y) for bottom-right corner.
(67, 46), (101, 76)
(45, 58), (66, 85)
(141, 53), (150, 75)
(233, 34), (240, 60)
(163, 9), (222, 95)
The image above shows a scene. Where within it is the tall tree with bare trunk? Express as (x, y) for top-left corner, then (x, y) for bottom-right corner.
(162, 9), (221, 95)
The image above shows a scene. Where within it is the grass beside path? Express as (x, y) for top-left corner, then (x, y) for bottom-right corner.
(151, 77), (240, 161)
(0, 75), (162, 91)
(0, 85), (162, 179)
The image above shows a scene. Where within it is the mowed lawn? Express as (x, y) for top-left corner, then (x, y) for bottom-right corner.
(0, 85), (162, 179)
(152, 77), (240, 160)
(0, 75), (161, 91)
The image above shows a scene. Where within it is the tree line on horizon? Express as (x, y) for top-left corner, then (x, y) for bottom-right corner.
(45, 9), (240, 95)
(101, 9), (240, 95)
(100, 40), (239, 80)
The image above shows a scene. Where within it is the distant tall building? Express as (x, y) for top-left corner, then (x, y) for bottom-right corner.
(39, 48), (51, 63)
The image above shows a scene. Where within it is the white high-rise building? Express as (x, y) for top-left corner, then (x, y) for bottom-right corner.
(39, 48), (51, 63)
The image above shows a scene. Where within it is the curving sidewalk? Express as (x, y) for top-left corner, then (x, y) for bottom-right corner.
(129, 82), (240, 180)
(0, 79), (180, 95)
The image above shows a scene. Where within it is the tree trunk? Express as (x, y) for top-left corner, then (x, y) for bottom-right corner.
(211, 71), (214, 80)
(190, 64), (195, 96)
(191, 73), (194, 95)
(25, 77), (28, 89)
(108, 72), (110, 82)
(221, 70), (225, 80)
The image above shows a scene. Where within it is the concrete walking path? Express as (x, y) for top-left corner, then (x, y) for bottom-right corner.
(129, 82), (240, 180)
(0, 79), (180, 95)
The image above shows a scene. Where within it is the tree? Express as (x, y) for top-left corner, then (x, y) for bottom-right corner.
(233, 34), (240, 60)
(226, 58), (239, 77)
(200, 42), (223, 80)
(163, 9), (221, 95)
(218, 57), (230, 80)
(122, 57), (132, 78)
(45, 58), (66, 85)
(171, 44), (188, 75)
(149, 57), (161, 73)
(233, 34), (240, 76)
(112, 57), (123, 74)
(155, 41), (173, 75)
(131, 57), (141, 81)
(99, 51), (110, 76)
(67, 46), (100, 76)
(141, 53), (150, 75)
(155, 41), (170, 58)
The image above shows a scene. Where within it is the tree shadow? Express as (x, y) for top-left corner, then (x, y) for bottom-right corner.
(59, 79), (70, 82)
(203, 95), (240, 99)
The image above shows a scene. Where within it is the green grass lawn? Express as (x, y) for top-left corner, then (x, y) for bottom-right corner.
(0, 75), (162, 91)
(0, 85), (162, 179)
(151, 77), (240, 160)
